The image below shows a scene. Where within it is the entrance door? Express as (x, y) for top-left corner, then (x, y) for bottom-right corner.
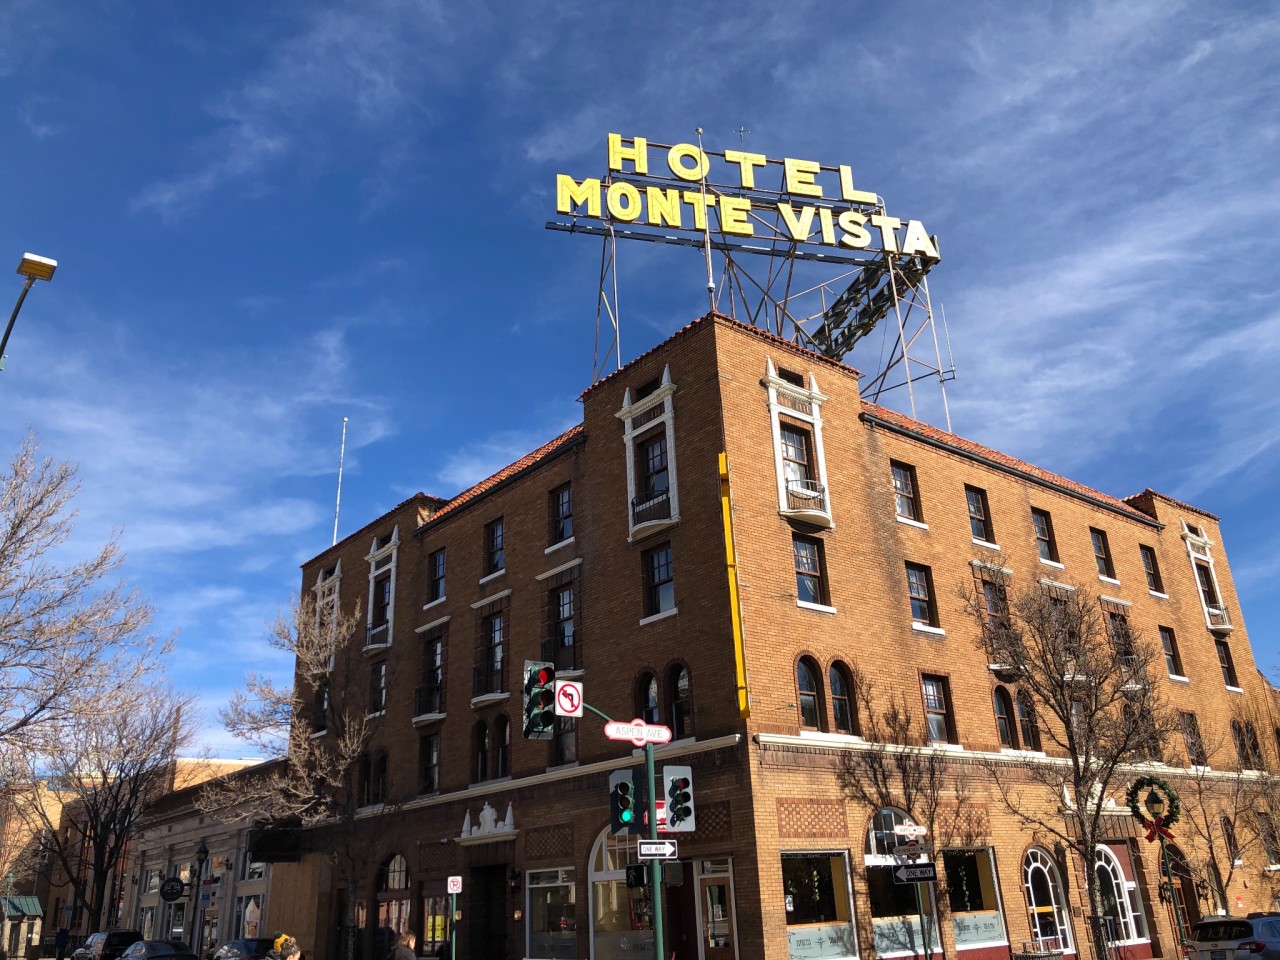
(698, 876), (736, 960)
(467, 865), (508, 960)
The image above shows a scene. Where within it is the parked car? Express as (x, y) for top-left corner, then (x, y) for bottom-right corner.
(1188, 917), (1280, 960)
(73, 931), (144, 960)
(119, 941), (198, 960)
(211, 940), (276, 960)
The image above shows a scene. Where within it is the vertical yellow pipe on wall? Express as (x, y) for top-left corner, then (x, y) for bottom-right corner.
(719, 452), (750, 718)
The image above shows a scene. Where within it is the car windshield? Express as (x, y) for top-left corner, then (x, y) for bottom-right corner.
(1194, 921), (1254, 941)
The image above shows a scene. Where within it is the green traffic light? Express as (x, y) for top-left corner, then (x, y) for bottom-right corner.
(620, 809), (633, 823)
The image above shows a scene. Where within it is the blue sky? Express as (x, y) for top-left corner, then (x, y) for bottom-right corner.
(2, 1), (1278, 756)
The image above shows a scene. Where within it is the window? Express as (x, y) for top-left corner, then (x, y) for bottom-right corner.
(361, 751), (388, 806)
(546, 584), (576, 670)
(231, 895), (261, 939)
(475, 612), (504, 695)
(366, 529), (398, 647)
(637, 673), (659, 724)
(669, 664), (692, 739)
(780, 423), (814, 487)
(550, 483), (573, 543)
(1195, 559), (1230, 624)
(1222, 816), (1240, 863)
(620, 364), (680, 531)
(865, 808), (936, 953)
(891, 461), (922, 521)
(766, 360), (831, 522)
(1031, 508), (1058, 562)
(1107, 611), (1134, 663)
(1216, 639), (1239, 687)
(944, 849), (1005, 947)
(1258, 812), (1280, 865)
(633, 431), (672, 524)
(369, 572), (391, 644)
(1181, 712), (1208, 766)
(781, 852), (854, 930)
(1090, 528), (1115, 579)
(240, 852), (265, 881)
(643, 544), (675, 617)
(906, 562), (938, 627)
(1017, 690), (1041, 751)
(473, 721), (488, 783)
(494, 715), (510, 778)
(484, 518), (505, 576)
(528, 868), (577, 960)
(427, 548), (445, 603)
(419, 735), (440, 794)
(1094, 845), (1147, 944)
(1159, 627), (1183, 677)
(1232, 720), (1263, 771)
(965, 486), (994, 542)
(369, 660), (387, 715)
(797, 657), (822, 729)
(1024, 848), (1072, 952)
(793, 535), (829, 606)
(922, 675), (955, 744)
(993, 687), (1016, 748)
(978, 576), (1009, 629)
(1139, 545), (1163, 592)
(553, 716), (577, 766)
(830, 661), (857, 735)
(417, 625), (445, 716)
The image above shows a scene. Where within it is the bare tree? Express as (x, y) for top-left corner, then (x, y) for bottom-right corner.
(199, 595), (392, 960)
(962, 568), (1174, 960)
(0, 432), (160, 747)
(11, 683), (196, 931)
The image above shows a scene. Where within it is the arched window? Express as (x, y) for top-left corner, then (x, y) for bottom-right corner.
(494, 715), (510, 778)
(1094, 845), (1147, 944)
(865, 808), (936, 951)
(669, 665), (692, 739)
(1023, 848), (1073, 952)
(588, 826), (649, 958)
(993, 687), (1016, 748)
(473, 721), (488, 783)
(797, 658), (822, 729)
(376, 854), (410, 957)
(1017, 691), (1041, 751)
(636, 673), (659, 724)
(830, 661), (856, 735)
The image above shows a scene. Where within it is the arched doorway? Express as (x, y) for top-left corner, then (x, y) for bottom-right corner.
(1163, 844), (1201, 943)
(1023, 848), (1074, 954)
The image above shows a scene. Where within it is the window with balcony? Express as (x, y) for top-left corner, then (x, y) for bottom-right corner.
(643, 543), (675, 618)
(366, 528), (398, 648)
(1216, 639), (1239, 688)
(1159, 626), (1183, 677)
(419, 734), (440, 794)
(1184, 523), (1231, 630)
(922, 675), (956, 744)
(1139, 545), (1163, 593)
(797, 657), (823, 729)
(892, 461), (922, 523)
(427, 548), (445, 605)
(965, 485), (994, 543)
(1181, 712), (1208, 766)
(368, 660), (387, 715)
(764, 358), (831, 525)
(830, 661), (857, 735)
(906, 562), (939, 628)
(1031, 508), (1059, 563)
(484, 519), (505, 577)
(1090, 528), (1115, 579)
(619, 364), (679, 534)
(550, 483), (573, 545)
(793, 534), (830, 607)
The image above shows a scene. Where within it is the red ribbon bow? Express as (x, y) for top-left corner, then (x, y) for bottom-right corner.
(1144, 816), (1173, 843)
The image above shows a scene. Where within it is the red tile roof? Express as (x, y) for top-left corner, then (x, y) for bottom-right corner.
(861, 402), (1158, 525)
(1123, 488), (1219, 522)
(422, 424), (585, 528)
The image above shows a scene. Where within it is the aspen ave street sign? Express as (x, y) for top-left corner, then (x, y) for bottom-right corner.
(893, 823), (928, 838)
(893, 863), (938, 885)
(604, 719), (673, 747)
(637, 840), (678, 860)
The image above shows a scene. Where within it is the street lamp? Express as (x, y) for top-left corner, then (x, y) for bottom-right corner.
(194, 841), (209, 956)
(1131, 778), (1184, 952)
(1, 253), (58, 372)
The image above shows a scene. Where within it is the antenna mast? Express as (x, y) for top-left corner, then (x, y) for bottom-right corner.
(332, 417), (348, 547)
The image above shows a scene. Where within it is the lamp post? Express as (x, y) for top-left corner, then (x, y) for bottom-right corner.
(1135, 781), (1185, 953)
(1, 253), (58, 372)
(194, 841), (209, 957)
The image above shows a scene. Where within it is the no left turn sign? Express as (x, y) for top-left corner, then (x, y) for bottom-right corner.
(554, 680), (584, 718)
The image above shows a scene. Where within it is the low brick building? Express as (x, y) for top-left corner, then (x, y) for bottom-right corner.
(269, 313), (1280, 960)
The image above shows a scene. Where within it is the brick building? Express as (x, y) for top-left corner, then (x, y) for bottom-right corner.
(268, 313), (1280, 960)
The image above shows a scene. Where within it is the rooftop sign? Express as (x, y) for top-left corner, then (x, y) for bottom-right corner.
(554, 134), (939, 262)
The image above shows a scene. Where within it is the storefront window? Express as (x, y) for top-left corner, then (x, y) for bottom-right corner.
(527, 869), (576, 959)
(138, 906), (155, 940)
(420, 895), (449, 957)
(589, 830), (653, 960)
(865, 809), (937, 957)
(1023, 848), (1073, 953)
(782, 852), (857, 960)
(943, 849), (1005, 948)
(233, 896), (262, 939)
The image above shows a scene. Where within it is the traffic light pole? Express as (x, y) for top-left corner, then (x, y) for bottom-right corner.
(582, 700), (666, 960)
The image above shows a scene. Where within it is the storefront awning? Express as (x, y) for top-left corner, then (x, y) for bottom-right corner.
(3, 897), (43, 919)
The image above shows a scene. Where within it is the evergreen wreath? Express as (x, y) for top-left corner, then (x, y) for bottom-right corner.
(1125, 775), (1181, 829)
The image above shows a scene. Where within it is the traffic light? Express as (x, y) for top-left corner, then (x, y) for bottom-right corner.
(609, 769), (642, 835)
(522, 660), (556, 740)
(663, 764), (695, 832)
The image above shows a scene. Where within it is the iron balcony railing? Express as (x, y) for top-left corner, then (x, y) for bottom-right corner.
(472, 661), (504, 698)
(785, 478), (829, 513)
(540, 635), (580, 672)
(414, 680), (443, 717)
(632, 488), (671, 526)
(1207, 604), (1232, 629)
(364, 622), (389, 648)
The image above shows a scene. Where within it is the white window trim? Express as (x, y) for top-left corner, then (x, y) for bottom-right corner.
(1184, 521), (1232, 631)
(478, 567), (507, 587)
(1148, 590), (1169, 600)
(422, 595), (446, 611)
(545, 536), (576, 555)
(1098, 575), (1121, 586)
(1168, 674), (1189, 684)
(896, 515), (929, 531)
(972, 538), (1000, 551)
(618, 363), (680, 539)
(1039, 558), (1065, 570)
(763, 357), (833, 527)
(1099, 595), (1131, 608)
(365, 526), (399, 648)
(639, 607), (679, 627)
(1094, 845), (1150, 946)
(912, 622), (945, 637)
(414, 614), (451, 634)
(797, 600), (838, 615)
(1038, 577), (1075, 592)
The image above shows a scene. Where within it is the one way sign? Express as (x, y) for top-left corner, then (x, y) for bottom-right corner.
(893, 863), (938, 884)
